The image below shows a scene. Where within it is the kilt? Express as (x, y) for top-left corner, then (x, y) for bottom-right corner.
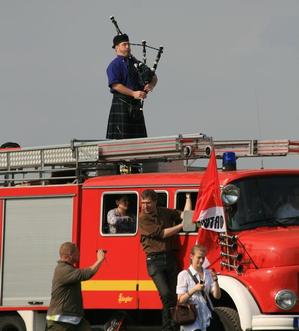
(106, 94), (147, 139)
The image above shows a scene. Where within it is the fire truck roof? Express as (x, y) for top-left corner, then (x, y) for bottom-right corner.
(83, 169), (299, 189)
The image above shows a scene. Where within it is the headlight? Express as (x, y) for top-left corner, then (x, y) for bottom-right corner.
(275, 290), (297, 310)
(221, 184), (240, 205)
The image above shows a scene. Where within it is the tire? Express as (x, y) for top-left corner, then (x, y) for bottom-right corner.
(0, 315), (26, 331)
(209, 307), (242, 331)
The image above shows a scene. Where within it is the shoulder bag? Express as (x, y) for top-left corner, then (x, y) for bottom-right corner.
(170, 302), (197, 326)
(170, 269), (198, 325)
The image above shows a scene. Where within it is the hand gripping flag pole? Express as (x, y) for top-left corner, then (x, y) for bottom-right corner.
(192, 147), (227, 268)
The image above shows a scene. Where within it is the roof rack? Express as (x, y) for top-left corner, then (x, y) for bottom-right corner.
(1, 135), (298, 186)
(0, 134), (212, 168)
(0, 134), (212, 185)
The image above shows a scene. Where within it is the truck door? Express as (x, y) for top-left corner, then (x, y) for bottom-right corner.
(80, 189), (140, 309)
(137, 190), (169, 309)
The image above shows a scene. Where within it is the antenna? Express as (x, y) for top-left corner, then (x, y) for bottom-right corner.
(254, 88), (264, 169)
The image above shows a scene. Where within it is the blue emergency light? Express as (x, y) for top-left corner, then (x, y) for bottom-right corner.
(222, 152), (236, 171)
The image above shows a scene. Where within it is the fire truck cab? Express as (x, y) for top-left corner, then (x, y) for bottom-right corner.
(0, 134), (298, 331)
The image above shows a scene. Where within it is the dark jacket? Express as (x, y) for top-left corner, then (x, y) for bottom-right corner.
(47, 261), (95, 317)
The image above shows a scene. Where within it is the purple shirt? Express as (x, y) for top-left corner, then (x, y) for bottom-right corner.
(106, 55), (142, 93)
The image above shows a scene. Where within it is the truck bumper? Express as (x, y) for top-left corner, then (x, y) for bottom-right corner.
(252, 314), (299, 330)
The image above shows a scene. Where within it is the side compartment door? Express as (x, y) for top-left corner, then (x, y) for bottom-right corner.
(1, 196), (74, 307)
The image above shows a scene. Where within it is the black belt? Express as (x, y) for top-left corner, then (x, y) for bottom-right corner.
(147, 251), (167, 257)
(113, 93), (140, 107)
(112, 93), (139, 104)
(146, 251), (175, 261)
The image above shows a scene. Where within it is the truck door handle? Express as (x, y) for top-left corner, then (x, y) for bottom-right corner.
(28, 301), (44, 305)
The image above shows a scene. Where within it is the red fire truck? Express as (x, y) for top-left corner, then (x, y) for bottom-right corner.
(0, 134), (298, 331)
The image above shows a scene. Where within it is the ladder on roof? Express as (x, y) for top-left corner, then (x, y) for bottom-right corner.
(0, 134), (212, 185)
(0, 134), (299, 185)
(0, 133), (212, 169)
(214, 139), (299, 157)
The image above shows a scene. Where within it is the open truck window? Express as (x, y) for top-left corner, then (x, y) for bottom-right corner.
(101, 192), (138, 235)
(175, 191), (198, 233)
(175, 191), (198, 211)
(156, 191), (168, 207)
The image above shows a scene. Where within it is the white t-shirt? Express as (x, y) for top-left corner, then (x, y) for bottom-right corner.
(176, 266), (216, 331)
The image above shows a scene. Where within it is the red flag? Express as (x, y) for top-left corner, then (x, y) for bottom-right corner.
(192, 148), (226, 267)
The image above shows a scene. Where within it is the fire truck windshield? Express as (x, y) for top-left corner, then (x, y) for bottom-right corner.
(227, 175), (299, 231)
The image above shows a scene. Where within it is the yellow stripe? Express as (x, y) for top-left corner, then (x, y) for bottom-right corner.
(138, 280), (157, 291)
(82, 280), (136, 291)
(81, 280), (157, 291)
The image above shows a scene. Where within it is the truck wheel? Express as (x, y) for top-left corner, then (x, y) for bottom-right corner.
(210, 307), (242, 331)
(0, 315), (26, 331)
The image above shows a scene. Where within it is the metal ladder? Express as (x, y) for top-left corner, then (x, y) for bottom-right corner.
(0, 134), (212, 168)
(0, 133), (212, 185)
(214, 139), (299, 157)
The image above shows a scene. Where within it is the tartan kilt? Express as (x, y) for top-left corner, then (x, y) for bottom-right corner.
(106, 94), (147, 139)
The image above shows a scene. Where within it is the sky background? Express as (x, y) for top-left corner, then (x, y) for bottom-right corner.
(1, 1), (299, 168)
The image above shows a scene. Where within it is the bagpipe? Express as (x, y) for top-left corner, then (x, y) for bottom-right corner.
(110, 16), (163, 109)
(130, 39), (163, 86)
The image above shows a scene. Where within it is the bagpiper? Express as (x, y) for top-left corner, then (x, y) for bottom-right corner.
(106, 17), (162, 140)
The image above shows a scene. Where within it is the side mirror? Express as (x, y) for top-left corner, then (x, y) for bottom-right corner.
(221, 184), (240, 205)
(182, 210), (196, 232)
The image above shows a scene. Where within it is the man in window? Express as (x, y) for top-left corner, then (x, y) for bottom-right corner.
(107, 195), (136, 234)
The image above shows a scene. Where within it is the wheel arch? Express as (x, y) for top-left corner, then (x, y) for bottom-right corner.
(218, 275), (261, 331)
